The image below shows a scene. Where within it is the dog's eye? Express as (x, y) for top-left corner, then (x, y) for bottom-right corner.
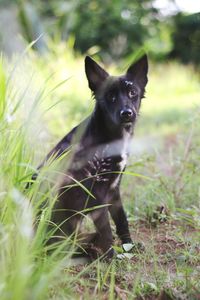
(128, 89), (137, 99)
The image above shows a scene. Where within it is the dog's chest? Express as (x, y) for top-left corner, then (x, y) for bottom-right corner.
(110, 152), (127, 189)
(84, 146), (127, 187)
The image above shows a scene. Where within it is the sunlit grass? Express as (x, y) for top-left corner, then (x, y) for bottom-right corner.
(138, 62), (200, 136)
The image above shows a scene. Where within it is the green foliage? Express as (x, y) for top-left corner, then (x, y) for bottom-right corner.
(17, 0), (170, 61)
(2, 0), (200, 66)
(18, 2), (47, 53)
(68, 0), (155, 59)
(170, 12), (200, 66)
(3, 0), (196, 65)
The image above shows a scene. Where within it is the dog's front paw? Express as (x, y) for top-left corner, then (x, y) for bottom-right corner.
(116, 242), (145, 260)
(122, 242), (145, 253)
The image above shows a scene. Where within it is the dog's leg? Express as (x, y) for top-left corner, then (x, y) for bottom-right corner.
(109, 189), (132, 244)
(91, 208), (114, 259)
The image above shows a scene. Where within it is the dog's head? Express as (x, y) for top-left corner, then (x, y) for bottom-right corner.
(85, 55), (148, 133)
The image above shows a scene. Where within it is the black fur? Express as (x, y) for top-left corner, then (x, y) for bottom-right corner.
(29, 55), (148, 259)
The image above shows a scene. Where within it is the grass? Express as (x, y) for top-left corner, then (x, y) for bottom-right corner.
(0, 43), (200, 299)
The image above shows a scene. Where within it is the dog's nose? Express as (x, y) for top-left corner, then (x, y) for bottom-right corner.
(120, 109), (133, 121)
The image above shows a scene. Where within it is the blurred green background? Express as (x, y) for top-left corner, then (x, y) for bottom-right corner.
(0, 0), (200, 65)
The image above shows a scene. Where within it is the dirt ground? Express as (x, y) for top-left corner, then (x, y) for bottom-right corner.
(65, 219), (200, 300)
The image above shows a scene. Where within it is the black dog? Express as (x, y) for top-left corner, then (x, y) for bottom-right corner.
(30, 55), (148, 259)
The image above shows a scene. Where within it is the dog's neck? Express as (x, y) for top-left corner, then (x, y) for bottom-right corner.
(79, 106), (132, 161)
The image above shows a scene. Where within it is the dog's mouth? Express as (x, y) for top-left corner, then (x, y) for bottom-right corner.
(120, 116), (135, 126)
(121, 120), (133, 125)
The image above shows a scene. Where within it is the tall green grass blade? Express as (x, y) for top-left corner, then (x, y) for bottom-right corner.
(0, 56), (6, 121)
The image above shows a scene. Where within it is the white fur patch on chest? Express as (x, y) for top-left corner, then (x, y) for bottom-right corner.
(119, 152), (127, 170)
(110, 132), (130, 189)
(110, 153), (127, 189)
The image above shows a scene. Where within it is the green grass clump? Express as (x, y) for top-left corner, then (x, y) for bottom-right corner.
(0, 54), (75, 300)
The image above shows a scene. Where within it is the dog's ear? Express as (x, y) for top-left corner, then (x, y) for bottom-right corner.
(126, 54), (148, 88)
(85, 56), (109, 92)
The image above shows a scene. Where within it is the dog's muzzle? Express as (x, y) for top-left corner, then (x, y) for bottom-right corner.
(120, 108), (134, 123)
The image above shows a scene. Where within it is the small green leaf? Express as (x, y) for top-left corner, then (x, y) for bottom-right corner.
(112, 245), (123, 253)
